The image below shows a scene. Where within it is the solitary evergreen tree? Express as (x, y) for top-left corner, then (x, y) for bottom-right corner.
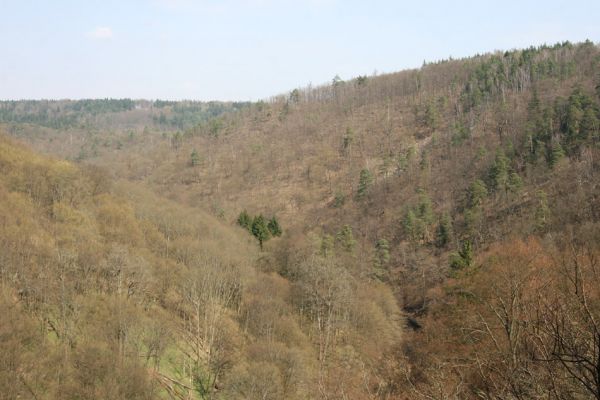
(251, 215), (271, 250)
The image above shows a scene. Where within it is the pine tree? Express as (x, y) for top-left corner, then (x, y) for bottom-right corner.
(581, 106), (599, 142)
(418, 192), (434, 225)
(374, 239), (390, 266)
(564, 101), (583, 153)
(528, 135), (546, 165)
(237, 210), (252, 231)
(356, 169), (373, 200)
(548, 141), (565, 168)
(267, 216), (282, 237)
(560, 87), (596, 154)
(435, 213), (453, 248)
(489, 149), (509, 193)
(403, 209), (420, 242)
(458, 240), (473, 267)
(464, 208), (483, 241)
(468, 180), (488, 208)
(508, 172), (523, 193)
(420, 150), (430, 172)
(534, 190), (550, 231)
(289, 89), (300, 104)
(424, 100), (439, 130)
(190, 148), (200, 166)
(450, 240), (473, 270)
(251, 215), (271, 249)
(320, 234), (335, 257)
(336, 225), (356, 253)
(417, 192), (434, 241)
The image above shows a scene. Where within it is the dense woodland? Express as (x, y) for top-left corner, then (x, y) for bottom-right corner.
(2, 40), (600, 399)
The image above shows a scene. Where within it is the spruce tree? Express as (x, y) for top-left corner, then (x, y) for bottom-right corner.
(251, 215), (271, 249)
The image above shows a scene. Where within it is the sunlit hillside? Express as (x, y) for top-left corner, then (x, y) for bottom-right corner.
(0, 134), (401, 399)
(2, 40), (600, 399)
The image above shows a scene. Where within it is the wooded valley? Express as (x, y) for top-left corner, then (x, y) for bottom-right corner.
(1, 40), (600, 399)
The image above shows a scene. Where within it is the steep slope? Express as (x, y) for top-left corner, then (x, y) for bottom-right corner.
(0, 134), (402, 399)
(86, 40), (600, 398)
(3, 40), (600, 399)
(96, 42), (599, 288)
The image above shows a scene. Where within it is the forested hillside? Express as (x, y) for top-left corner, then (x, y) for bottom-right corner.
(2, 40), (600, 399)
(0, 134), (401, 399)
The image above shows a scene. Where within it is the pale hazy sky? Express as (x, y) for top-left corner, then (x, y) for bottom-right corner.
(1, 0), (599, 101)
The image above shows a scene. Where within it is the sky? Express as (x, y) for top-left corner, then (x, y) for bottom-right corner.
(1, 0), (599, 101)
